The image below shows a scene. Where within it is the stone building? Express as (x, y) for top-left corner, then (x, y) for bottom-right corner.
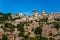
(0, 28), (4, 39)
(42, 24), (58, 38)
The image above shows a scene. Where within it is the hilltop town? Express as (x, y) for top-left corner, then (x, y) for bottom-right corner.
(0, 9), (60, 40)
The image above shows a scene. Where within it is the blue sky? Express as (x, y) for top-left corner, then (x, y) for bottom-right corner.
(0, 0), (60, 16)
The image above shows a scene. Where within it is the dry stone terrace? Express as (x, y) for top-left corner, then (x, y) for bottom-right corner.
(0, 10), (60, 40)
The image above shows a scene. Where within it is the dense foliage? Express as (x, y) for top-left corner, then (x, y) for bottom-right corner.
(2, 35), (8, 40)
(54, 18), (60, 21)
(4, 23), (15, 32)
(39, 36), (48, 40)
(34, 26), (42, 35)
(53, 22), (60, 30)
(17, 23), (24, 32)
(0, 12), (12, 21)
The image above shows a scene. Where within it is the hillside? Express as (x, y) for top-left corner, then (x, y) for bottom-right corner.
(0, 10), (60, 40)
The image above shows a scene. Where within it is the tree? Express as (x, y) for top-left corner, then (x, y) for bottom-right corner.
(0, 17), (5, 21)
(18, 32), (24, 37)
(54, 18), (60, 21)
(0, 12), (5, 21)
(39, 36), (48, 40)
(29, 37), (37, 40)
(0, 12), (4, 15)
(24, 21), (30, 26)
(4, 23), (15, 32)
(53, 22), (60, 30)
(24, 35), (29, 40)
(49, 37), (55, 40)
(2, 35), (8, 40)
(38, 17), (48, 22)
(17, 23), (24, 32)
(34, 26), (42, 35)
